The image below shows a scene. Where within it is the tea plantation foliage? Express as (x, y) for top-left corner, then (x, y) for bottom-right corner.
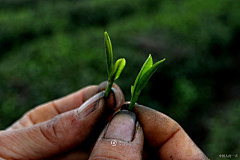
(0, 0), (240, 158)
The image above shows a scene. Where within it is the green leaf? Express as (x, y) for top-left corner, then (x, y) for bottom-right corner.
(128, 55), (165, 110)
(109, 58), (126, 81)
(135, 58), (165, 97)
(114, 58), (126, 80)
(131, 54), (153, 97)
(104, 32), (126, 98)
(104, 31), (113, 75)
(131, 85), (134, 97)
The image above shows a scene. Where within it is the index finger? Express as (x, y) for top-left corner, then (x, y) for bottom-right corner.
(8, 81), (124, 130)
(122, 103), (208, 160)
(7, 85), (98, 130)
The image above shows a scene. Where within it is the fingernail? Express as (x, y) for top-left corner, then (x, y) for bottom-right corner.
(121, 102), (130, 110)
(75, 91), (105, 119)
(104, 110), (136, 142)
(112, 87), (123, 108)
(107, 87), (123, 108)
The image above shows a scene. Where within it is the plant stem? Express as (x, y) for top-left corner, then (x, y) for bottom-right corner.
(128, 98), (135, 111)
(128, 94), (138, 111)
(105, 80), (114, 97)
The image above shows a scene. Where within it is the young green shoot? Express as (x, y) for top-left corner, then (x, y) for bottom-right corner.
(128, 54), (165, 110)
(104, 32), (126, 97)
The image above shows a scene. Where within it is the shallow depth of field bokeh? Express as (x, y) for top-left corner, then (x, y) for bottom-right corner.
(0, 0), (240, 159)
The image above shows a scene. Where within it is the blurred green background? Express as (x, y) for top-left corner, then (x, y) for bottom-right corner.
(0, 0), (240, 159)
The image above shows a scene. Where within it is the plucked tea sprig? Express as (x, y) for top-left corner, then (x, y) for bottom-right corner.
(104, 32), (126, 97)
(128, 54), (165, 110)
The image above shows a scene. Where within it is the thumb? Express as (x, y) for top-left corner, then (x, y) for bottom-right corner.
(89, 110), (144, 160)
(0, 91), (106, 159)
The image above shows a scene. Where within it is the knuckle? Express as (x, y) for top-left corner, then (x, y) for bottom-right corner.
(39, 116), (61, 147)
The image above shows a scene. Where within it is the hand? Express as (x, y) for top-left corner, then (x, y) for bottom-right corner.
(88, 103), (208, 160)
(0, 81), (124, 160)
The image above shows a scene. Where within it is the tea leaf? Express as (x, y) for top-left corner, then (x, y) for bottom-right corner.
(129, 55), (165, 110)
(104, 31), (113, 75)
(104, 32), (126, 98)
(131, 85), (134, 97)
(131, 54), (153, 96)
(135, 58), (165, 97)
(109, 58), (126, 81)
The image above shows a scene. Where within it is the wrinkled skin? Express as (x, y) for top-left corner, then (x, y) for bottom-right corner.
(0, 81), (124, 159)
(0, 81), (208, 160)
